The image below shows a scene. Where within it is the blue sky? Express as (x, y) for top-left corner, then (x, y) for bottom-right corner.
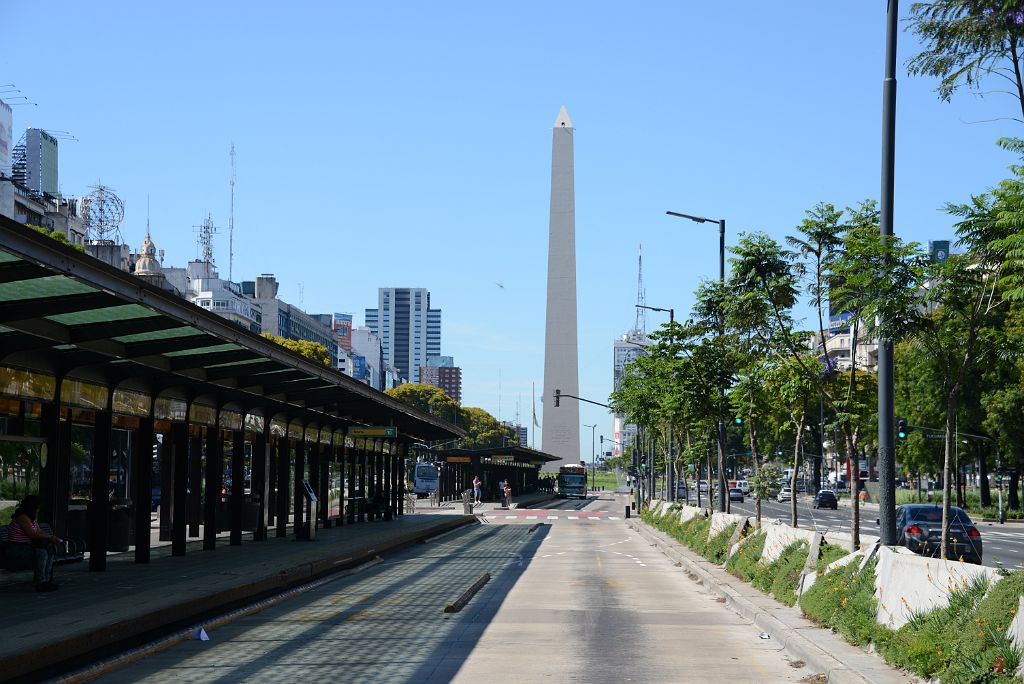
(6, 2), (1020, 460)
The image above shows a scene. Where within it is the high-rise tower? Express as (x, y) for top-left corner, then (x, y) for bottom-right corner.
(541, 106), (580, 467)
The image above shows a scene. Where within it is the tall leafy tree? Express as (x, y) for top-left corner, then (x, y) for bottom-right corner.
(908, 1), (1024, 123)
(834, 195), (1009, 558)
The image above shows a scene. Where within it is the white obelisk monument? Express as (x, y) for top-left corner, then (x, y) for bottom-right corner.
(541, 106), (580, 468)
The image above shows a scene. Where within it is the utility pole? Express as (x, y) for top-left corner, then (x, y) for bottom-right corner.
(229, 143), (236, 282)
(877, 0), (899, 547)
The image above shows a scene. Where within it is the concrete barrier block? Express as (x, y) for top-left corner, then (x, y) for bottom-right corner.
(709, 512), (747, 539)
(873, 545), (1002, 630)
(679, 505), (707, 525)
(1007, 596), (1024, 677)
(823, 531), (880, 553)
(759, 523), (823, 566)
(727, 524), (761, 559)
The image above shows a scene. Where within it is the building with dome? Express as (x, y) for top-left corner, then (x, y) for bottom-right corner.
(130, 230), (179, 296)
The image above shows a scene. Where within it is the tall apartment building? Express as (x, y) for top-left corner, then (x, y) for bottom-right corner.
(419, 356), (462, 403)
(611, 330), (648, 457)
(365, 287), (441, 382)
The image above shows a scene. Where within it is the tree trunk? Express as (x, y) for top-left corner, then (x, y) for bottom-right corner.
(979, 443), (991, 508)
(810, 422), (824, 497)
(749, 420), (762, 529)
(706, 449), (714, 511)
(845, 428), (860, 549)
(941, 393), (958, 560)
(791, 413), (805, 528)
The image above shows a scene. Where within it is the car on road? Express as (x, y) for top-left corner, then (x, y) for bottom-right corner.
(893, 504), (983, 564)
(776, 486), (792, 503)
(699, 481), (709, 493)
(812, 490), (838, 510)
(728, 487), (744, 503)
(736, 480), (750, 495)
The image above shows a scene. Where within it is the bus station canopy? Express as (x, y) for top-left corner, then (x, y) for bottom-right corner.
(0, 216), (463, 441)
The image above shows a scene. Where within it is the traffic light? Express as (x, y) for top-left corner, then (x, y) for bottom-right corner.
(777, 449), (784, 457)
(554, 388), (561, 407)
(897, 418), (908, 441)
(735, 416), (744, 426)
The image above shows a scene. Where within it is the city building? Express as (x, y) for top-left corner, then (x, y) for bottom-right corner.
(248, 274), (338, 364)
(541, 106), (581, 468)
(130, 230), (179, 295)
(612, 330), (647, 457)
(11, 128), (59, 197)
(419, 356), (462, 404)
(365, 287), (441, 382)
(0, 178), (87, 246)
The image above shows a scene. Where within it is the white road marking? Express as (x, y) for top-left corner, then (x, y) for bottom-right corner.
(547, 516), (558, 520)
(525, 516), (538, 520)
(608, 516), (620, 520)
(568, 516), (578, 520)
(505, 516), (516, 519)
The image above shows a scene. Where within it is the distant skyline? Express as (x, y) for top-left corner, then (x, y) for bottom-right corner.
(6, 2), (1022, 460)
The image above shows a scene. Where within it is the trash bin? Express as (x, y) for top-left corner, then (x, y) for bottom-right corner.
(108, 504), (131, 552)
(462, 490), (474, 515)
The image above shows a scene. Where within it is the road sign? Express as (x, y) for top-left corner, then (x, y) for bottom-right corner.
(446, 456), (471, 463)
(350, 427), (398, 438)
(924, 433), (945, 440)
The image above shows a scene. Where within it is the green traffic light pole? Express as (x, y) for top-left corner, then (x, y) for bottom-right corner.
(902, 423), (1004, 524)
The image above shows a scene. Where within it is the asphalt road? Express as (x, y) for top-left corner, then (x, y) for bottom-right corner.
(94, 493), (817, 683)
(685, 491), (1024, 569)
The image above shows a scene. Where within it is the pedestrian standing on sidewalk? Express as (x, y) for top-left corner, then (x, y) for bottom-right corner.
(497, 479), (506, 507)
(472, 476), (482, 504)
(504, 482), (512, 509)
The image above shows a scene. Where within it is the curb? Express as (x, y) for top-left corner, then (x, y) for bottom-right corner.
(4, 515), (477, 683)
(628, 519), (910, 684)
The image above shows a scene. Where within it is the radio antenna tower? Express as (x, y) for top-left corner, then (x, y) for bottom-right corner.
(194, 214), (217, 264)
(229, 143), (236, 281)
(633, 243), (646, 334)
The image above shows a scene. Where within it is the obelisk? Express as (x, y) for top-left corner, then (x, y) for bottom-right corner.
(541, 106), (581, 469)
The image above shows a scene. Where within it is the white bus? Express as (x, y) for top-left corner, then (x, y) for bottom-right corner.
(412, 462), (439, 498)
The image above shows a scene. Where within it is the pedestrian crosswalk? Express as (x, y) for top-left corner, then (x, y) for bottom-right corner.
(493, 511), (622, 522)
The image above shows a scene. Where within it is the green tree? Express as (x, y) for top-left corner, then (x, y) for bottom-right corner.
(459, 406), (515, 449)
(260, 333), (331, 366)
(835, 194), (1009, 558)
(907, 1), (1024, 123)
(384, 383), (461, 424)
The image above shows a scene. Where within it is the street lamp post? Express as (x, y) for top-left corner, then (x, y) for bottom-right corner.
(635, 304), (675, 500)
(583, 423), (596, 493)
(666, 210), (728, 512)
(876, 0), (900, 548)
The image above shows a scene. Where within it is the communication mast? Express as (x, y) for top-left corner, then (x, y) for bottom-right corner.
(195, 214), (217, 264)
(633, 244), (646, 335)
(229, 143), (236, 281)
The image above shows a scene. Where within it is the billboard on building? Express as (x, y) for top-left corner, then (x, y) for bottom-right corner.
(0, 99), (11, 175)
(352, 354), (367, 380)
(333, 313), (353, 350)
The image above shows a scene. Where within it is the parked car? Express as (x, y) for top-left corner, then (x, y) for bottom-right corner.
(892, 504), (983, 564)
(776, 486), (792, 503)
(812, 490), (838, 510)
(698, 481), (709, 493)
(728, 487), (744, 503)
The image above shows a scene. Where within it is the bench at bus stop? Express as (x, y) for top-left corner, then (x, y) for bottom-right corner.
(0, 523), (85, 575)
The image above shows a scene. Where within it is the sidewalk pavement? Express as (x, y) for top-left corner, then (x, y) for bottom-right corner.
(0, 512), (475, 683)
(629, 518), (916, 684)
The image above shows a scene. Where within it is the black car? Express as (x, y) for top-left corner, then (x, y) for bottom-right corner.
(895, 504), (983, 564)
(812, 490), (838, 510)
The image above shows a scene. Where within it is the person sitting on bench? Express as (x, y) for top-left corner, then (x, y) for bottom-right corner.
(8, 495), (61, 592)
